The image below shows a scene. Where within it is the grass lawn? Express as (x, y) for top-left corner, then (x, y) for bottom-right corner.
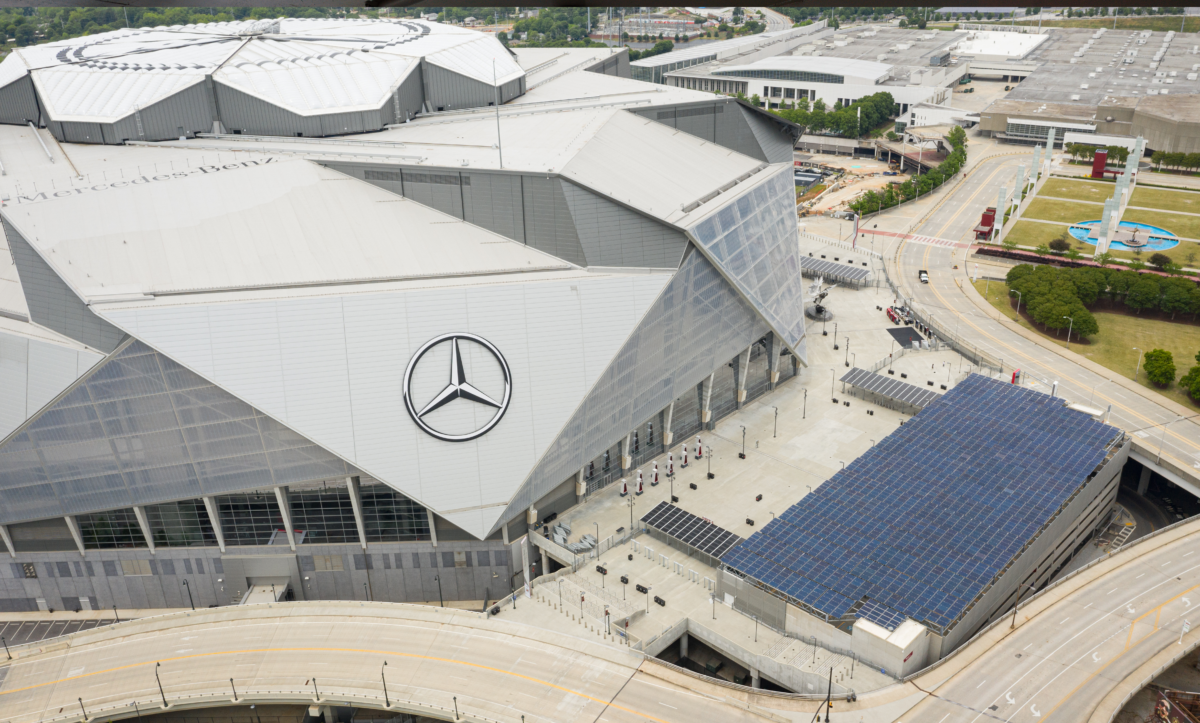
(1124, 208), (1200, 241)
(1039, 178), (1114, 204)
(973, 280), (1200, 409)
(1007, 220), (1072, 247)
(1130, 186), (1200, 215)
(1023, 197), (1103, 224)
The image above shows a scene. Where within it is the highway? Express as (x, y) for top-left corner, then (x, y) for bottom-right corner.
(900, 517), (1200, 723)
(886, 148), (1200, 484)
(2, 520), (1200, 723)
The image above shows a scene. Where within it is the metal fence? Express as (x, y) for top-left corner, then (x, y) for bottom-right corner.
(879, 260), (1007, 376)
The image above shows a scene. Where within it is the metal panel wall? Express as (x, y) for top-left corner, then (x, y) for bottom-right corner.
(0, 339), (363, 525)
(716, 101), (770, 161)
(689, 168), (808, 355)
(110, 82), (212, 142)
(740, 105), (796, 163)
(637, 99), (771, 162)
(585, 51), (630, 79)
(463, 171), (526, 242)
(393, 66), (426, 123)
(0, 76), (41, 126)
(422, 61), (521, 112)
(0, 538), (510, 610)
(0, 331), (103, 442)
(402, 169), (464, 219)
(3, 219), (124, 353)
(499, 246), (772, 529)
(675, 104), (719, 143)
(560, 180), (688, 268)
(522, 175), (586, 266)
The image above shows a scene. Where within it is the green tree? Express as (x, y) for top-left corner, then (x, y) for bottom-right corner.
(1094, 251), (1115, 267)
(1160, 278), (1195, 318)
(1143, 348), (1177, 387)
(1149, 252), (1173, 270)
(1125, 277), (1161, 313)
(1049, 237), (1072, 254)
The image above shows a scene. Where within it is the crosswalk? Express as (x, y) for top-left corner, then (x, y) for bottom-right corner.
(869, 229), (969, 249)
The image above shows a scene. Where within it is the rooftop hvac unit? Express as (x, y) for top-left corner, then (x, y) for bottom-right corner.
(1189, 73), (1198, 81)
(1151, 62), (1160, 69)
(1194, 46), (1199, 55)
(1088, 72), (1097, 78)
(1097, 67), (1104, 73)
(877, 53), (888, 61)
(897, 43), (912, 50)
(1080, 83), (1089, 89)
(1163, 89), (1170, 94)
(1138, 39), (1146, 45)
(1070, 58), (1079, 64)
(1170, 70), (1178, 77)
(1156, 70), (1167, 76)
(1148, 88), (1159, 95)
(1167, 79), (1175, 84)
(1070, 94), (1081, 100)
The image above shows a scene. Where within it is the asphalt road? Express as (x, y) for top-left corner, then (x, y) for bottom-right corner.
(902, 520), (1200, 723)
(890, 152), (1200, 483)
(0, 606), (769, 723)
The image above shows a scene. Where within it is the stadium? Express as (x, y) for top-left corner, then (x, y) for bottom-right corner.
(0, 17), (807, 611)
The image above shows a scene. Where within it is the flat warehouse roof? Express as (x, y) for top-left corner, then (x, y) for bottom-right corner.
(721, 374), (1119, 632)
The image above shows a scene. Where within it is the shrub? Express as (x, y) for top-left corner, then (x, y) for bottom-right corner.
(1048, 237), (1072, 253)
(1149, 252), (1173, 270)
(1143, 348), (1177, 387)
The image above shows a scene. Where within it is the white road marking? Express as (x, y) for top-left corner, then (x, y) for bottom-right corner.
(660, 703), (677, 710)
(1163, 562), (1172, 566)
(1059, 618), (1070, 625)
(1031, 704), (1042, 717)
(977, 680), (986, 688)
(1136, 573), (1145, 579)
(1006, 692), (1016, 705)
(1186, 552), (1195, 557)
(1024, 644), (1032, 650)
(1092, 653), (1101, 662)
(1108, 589), (1118, 595)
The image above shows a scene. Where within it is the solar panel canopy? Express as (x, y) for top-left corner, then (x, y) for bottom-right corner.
(721, 374), (1118, 632)
(642, 502), (743, 559)
(841, 367), (941, 409)
(800, 256), (871, 282)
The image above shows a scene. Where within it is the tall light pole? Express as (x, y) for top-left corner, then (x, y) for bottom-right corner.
(434, 575), (444, 607)
(772, 406), (778, 438)
(182, 579), (194, 611)
(155, 663), (167, 708)
(1011, 289), (1022, 316)
(1062, 316), (1074, 348)
(382, 661), (390, 708)
(1133, 347), (1144, 380)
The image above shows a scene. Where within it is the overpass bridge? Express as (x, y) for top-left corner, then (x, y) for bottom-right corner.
(2, 517), (1200, 723)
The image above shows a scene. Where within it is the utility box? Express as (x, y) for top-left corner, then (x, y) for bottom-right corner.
(974, 207), (996, 240)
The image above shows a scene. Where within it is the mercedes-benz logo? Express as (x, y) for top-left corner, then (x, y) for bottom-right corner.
(403, 333), (512, 442)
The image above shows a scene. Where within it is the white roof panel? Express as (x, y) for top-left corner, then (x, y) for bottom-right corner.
(13, 18), (523, 124)
(716, 55), (892, 84)
(1, 158), (572, 300)
(98, 268), (672, 539)
(631, 26), (817, 66)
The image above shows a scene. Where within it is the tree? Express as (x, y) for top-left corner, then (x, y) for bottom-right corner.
(1149, 252), (1173, 270)
(1049, 237), (1072, 254)
(1094, 251), (1115, 268)
(1125, 277), (1161, 313)
(1143, 348), (1177, 387)
(1161, 278), (1195, 319)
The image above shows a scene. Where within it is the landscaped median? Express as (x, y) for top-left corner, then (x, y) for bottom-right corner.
(1022, 197), (1104, 224)
(1038, 177), (1115, 203)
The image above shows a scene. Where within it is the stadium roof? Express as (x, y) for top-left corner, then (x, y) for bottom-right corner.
(722, 374), (1119, 632)
(630, 26), (819, 67)
(0, 18), (521, 122)
(1, 159), (573, 300)
(715, 55), (892, 84)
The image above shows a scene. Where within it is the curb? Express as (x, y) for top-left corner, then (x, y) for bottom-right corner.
(956, 269), (1200, 423)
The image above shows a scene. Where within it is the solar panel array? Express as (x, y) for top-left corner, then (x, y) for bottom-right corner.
(841, 367), (941, 409)
(800, 256), (871, 282)
(721, 374), (1118, 632)
(856, 600), (907, 631)
(642, 502), (743, 559)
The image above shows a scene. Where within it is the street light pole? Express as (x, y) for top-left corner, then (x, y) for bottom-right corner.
(434, 575), (444, 607)
(382, 661), (390, 707)
(803, 389), (807, 419)
(739, 425), (746, 459)
(1062, 316), (1074, 348)
(1133, 347), (1143, 380)
(155, 663), (168, 708)
(182, 579), (194, 611)
(772, 407), (778, 438)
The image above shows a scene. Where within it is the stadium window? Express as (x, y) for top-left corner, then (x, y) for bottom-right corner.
(21, 563), (36, 579)
(312, 555), (345, 572)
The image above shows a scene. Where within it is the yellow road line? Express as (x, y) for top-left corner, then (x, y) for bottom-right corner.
(0, 645), (675, 723)
(1124, 583), (1200, 649)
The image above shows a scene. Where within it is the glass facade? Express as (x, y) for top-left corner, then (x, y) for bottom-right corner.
(217, 492), (285, 547)
(361, 484), (430, 542)
(77, 508), (146, 549)
(713, 68), (845, 84)
(1004, 122), (1093, 144)
(289, 487), (359, 544)
(144, 499), (217, 547)
(689, 168), (807, 350)
(0, 340), (356, 525)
